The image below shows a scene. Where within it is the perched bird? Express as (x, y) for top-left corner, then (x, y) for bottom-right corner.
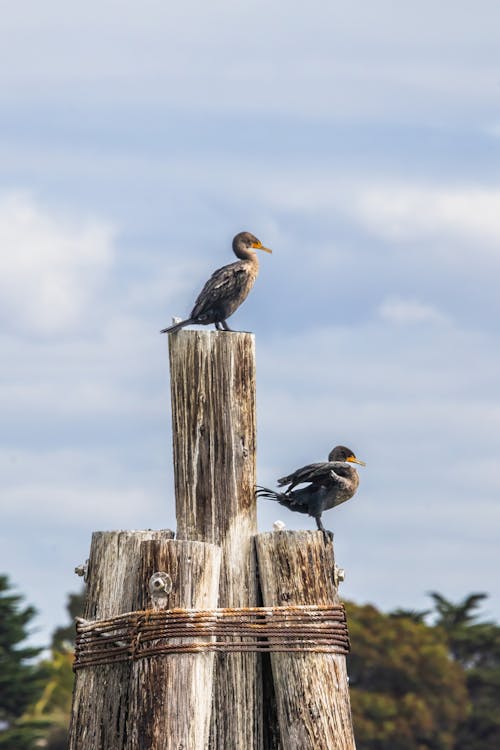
(160, 231), (272, 334)
(256, 445), (366, 538)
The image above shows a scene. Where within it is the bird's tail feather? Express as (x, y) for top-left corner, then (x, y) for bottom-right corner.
(160, 318), (194, 334)
(256, 485), (294, 509)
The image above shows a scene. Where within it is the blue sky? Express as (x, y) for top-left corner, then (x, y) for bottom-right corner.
(1, 1), (500, 645)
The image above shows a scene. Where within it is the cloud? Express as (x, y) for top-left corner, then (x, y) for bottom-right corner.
(0, 1), (498, 128)
(0, 191), (115, 335)
(351, 182), (500, 249)
(260, 176), (500, 247)
(3, 483), (166, 528)
(255, 311), (500, 615)
(215, 171), (500, 260)
(256, 317), (500, 486)
(378, 297), (449, 325)
(0, 445), (174, 528)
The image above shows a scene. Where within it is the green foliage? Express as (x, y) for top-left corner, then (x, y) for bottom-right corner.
(346, 593), (500, 749)
(0, 574), (46, 749)
(389, 608), (430, 624)
(22, 649), (75, 750)
(429, 592), (487, 628)
(23, 589), (84, 749)
(346, 601), (469, 750)
(28, 650), (74, 721)
(0, 579), (83, 750)
(51, 590), (84, 650)
(0, 723), (46, 750)
(3, 574), (500, 749)
(430, 592), (500, 750)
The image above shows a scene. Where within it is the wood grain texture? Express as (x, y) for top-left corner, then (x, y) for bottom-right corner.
(69, 530), (174, 750)
(126, 539), (221, 750)
(168, 330), (262, 750)
(255, 530), (356, 750)
(69, 530), (221, 750)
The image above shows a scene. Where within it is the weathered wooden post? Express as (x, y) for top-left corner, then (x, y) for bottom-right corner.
(168, 330), (262, 749)
(69, 327), (358, 749)
(68, 530), (221, 750)
(69, 530), (173, 749)
(126, 539), (222, 749)
(256, 530), (356, 750)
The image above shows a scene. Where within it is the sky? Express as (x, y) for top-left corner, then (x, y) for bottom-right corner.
(1, 1), (500, 646)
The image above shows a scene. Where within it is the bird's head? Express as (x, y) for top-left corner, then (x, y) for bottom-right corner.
(328, 445), (366, 466)
(233, 231), (272, 258)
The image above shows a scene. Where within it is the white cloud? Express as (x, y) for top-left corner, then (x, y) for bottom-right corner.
(256, 318), (500, 489)
(353, 183), (500, 248)
(378, 297), (449, 325)
(213, 172), (500, 257)
(0, 446), (174, 528)
(3, 483), (165, 527)
(0, 191), (115, 335)
(0, 1), (498, 126)
(256, 312), (500, 616)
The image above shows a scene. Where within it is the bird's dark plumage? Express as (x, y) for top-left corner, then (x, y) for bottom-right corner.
(256, 445), (365, 538)
(161, 231), (272, 334)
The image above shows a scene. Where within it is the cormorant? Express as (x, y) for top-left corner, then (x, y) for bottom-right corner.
(160, 231), (272, 334)
(256, 445), (366, 538)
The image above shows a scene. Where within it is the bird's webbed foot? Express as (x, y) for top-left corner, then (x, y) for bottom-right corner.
(315, 517), (333, 544)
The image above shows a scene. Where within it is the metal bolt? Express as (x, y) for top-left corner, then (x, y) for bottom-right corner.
(149, 571), (173, 597)
(75, 560), (89, 581)
(334, 565), (346, 587)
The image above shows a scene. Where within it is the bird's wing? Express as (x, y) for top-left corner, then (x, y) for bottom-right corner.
(191, 261), (249, 318)
(277, 462), (326, 487)
(277, 461), (350, 490)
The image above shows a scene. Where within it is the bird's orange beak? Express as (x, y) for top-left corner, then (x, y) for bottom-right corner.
(252, 241), (272, 253)
(347, 456), (366, 467)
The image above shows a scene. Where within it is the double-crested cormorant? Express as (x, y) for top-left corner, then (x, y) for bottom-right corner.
(256, 445), (366, 538)
(161, 231), (272, 334)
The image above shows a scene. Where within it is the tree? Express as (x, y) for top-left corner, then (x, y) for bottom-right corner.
(24, 650), (75, 750)
(0, 574), (46, 750)
(390, 608), (430, 624)
(429, 592), (487, 646)
(22, 588), (84, 750)
(51, 589), (84, 650)
(429, 592), (500, 750)
(345, 600), (469, 750)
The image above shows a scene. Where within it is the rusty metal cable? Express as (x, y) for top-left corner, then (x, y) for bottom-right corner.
(73, 604), (350, 669)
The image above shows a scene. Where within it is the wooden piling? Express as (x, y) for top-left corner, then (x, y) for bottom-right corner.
(68, 530), (221, 750)
(69, 329), (358, 748)
(127, 539), (221, 750)
(168, 330), (262, 749)
(69, 530), (173, 750)
(255, 530), (356, 750)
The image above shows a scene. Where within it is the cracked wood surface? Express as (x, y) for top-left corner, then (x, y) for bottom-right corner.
(255, 530), (356, 750)
(169, 330), (263, 750)
(68, 531), (221, 750)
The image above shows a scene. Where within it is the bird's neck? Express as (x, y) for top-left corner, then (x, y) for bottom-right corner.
(233, 246), (258, 263)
